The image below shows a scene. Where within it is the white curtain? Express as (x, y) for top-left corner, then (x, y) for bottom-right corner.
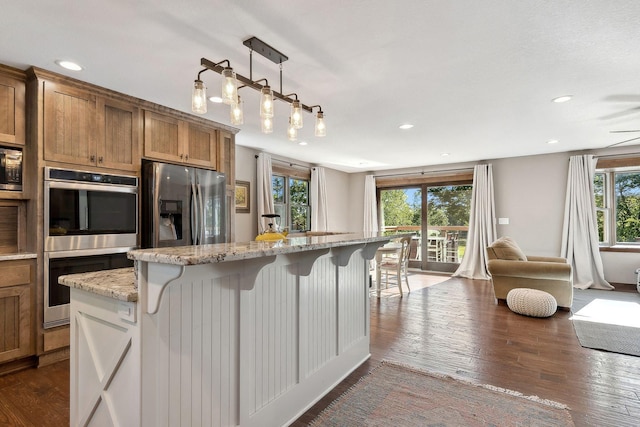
(311, 167), (329, 231)
(363, 175), (378, 233)
(256, 152), (274, 233)
(452, 164), (496, 280)
(561, 155), (613, 290)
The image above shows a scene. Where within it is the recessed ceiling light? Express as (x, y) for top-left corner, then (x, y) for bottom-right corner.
(552, 95), (572, 103)
(208, 96), (223, 103)
(399, 124), (414, 130)
(298, 141), (308, 146)
(441, 153), (450, 157)
(55, 60), (83, 71)
(547, 139), (559, 144)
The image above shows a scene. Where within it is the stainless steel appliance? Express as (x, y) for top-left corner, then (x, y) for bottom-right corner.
(44, 248), (134, 328)
(142, 161), (226, 248)
(43, 167), (138, 328)
(0, 147), (22, 191)
(44, 167), (138, 251)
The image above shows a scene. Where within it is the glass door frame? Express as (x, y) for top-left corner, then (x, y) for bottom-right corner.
(377, 176), (473, 273)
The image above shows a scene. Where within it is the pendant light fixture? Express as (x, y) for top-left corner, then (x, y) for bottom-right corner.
(311, 106), (326, 137)
(262, 116), (273, 134)
(287, 118), (297, 141)
(290, 99), (303, 129)
(230, 95), (244, 125)
(192, 79), (207, 114)
(192, 37), (326, 139)
(221, 67), (238, 105)
(260, 85), (274, 118)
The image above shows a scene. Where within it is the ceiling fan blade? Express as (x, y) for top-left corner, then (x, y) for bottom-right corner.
(610, 130), (640, 133)
(607, 136), (640, 148)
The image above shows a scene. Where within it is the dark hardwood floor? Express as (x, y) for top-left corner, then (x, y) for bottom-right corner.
(1, 275), (639, 426)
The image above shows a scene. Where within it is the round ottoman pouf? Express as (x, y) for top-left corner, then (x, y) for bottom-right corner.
(506, 288), (557, 318)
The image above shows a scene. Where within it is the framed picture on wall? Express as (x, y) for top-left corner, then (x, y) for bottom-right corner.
(235, 180), (250, 213)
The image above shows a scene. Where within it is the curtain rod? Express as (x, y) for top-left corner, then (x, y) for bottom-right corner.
(255, 154), (311, 170)
(594, 152), (640, 160)
(374, 166), (474, 179)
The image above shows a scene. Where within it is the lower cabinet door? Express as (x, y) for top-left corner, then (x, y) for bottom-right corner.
(0, 285), (31, 363)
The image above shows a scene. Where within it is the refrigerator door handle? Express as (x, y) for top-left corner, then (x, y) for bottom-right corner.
(197, 183), (205, 244)
(191, 182), (199, 244)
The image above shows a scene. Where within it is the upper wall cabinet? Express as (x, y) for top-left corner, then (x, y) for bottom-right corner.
(143, 110), (218, 169)
(43, 81), (96, 166)
(97, 98), (140, 171)
(42, 80), (139, 172)
(0, 68), (26, 146)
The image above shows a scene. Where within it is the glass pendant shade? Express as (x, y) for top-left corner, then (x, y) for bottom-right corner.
(260, 86), (274, 118)
(221, 68), (238, 105)
(287, 119), (297, 141)
(192, 79), (207, 114)
(261, 116), (273, 134)
(230, 95), (244, 125)
(315, 111), (326, 137)
(290, 100), (303, 129)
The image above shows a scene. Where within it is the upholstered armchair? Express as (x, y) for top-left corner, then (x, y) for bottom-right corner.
(486, 237), (573, 309)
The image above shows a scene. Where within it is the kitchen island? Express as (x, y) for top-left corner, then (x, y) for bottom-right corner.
(61, 232), (407, 427)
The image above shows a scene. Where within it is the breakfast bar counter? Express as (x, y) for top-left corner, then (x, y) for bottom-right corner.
(61, 232), (405, 427)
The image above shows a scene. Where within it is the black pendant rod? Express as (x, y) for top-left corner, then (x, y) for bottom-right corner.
(200, 57), (314, 114)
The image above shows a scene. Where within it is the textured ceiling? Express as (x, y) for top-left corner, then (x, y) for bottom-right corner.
(3, 1), (640, 172)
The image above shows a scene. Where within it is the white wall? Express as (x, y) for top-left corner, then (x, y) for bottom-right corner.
(491, 153), (568, 256)
(322, 167), (351, 232)
(234, 145), (259, 242)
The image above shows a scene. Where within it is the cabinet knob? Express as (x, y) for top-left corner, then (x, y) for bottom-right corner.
(185, 154), (189, 161)
(180, 154), (184, 160)
(98, 156), (103, 163)
(90, 155), (96, 162)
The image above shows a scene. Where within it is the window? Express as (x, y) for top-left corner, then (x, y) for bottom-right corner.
(272, 174), (310, 232)
(595, 167), (640, 246)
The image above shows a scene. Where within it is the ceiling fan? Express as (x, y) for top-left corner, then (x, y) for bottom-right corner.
(608, 130), (640, 148)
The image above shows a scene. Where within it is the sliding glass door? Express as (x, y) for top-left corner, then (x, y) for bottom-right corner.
(379, 181), (472, 273)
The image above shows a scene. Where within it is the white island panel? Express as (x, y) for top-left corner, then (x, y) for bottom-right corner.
(139, 245), (373, 427)
(69, 288), (140, 426)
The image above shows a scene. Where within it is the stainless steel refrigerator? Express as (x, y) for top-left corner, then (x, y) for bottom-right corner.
(142, 161), (226, 248)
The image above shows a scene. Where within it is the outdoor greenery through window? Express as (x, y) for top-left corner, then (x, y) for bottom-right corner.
(272, 175), (310, 232)
(379, 184), (472, 265)
(595, 169), (640, 245)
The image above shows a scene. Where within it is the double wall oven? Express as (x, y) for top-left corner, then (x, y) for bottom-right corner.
(44, 167), (138, 328)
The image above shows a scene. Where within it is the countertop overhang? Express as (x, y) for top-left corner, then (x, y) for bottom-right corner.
(59, 232), (414, 302)
(127, 232), (413, 266)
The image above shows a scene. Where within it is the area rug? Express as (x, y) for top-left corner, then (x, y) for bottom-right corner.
(571, 289), (640, 357)
(310, 361), (574, 426)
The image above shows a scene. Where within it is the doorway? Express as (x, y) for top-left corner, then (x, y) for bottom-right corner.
(378, 182), (472, 273)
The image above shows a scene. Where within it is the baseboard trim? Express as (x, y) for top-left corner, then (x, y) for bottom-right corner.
(38, 347), (70, 367)
(0, 356), (37, 377)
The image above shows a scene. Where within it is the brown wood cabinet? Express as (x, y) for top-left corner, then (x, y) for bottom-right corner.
(144, 110), (218, 169)
(43, 80), (96, 166)
(97, 97), (140, 171)
(0, 67), (25, 146)
(0, 259), (35, 363)
(43, 80), (139, 172)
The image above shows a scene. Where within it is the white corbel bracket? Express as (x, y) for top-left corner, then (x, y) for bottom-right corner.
(361, 240), (391, 261)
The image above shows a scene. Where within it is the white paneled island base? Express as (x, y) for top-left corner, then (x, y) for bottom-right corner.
(61, 233), (404, 426)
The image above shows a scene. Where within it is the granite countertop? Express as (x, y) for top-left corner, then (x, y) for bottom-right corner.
(57, 233), (414, 301)
(59, 267), (137, 302)
(127, 232), (413, 266)
(0, 252), (37, 261)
